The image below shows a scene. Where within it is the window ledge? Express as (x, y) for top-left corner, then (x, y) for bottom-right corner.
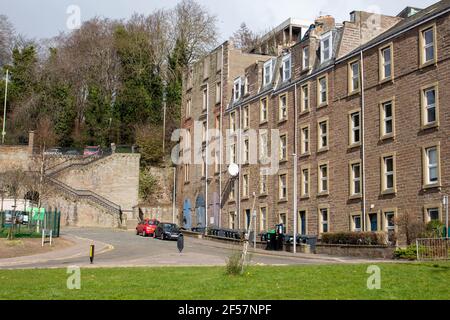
(299, 110), (310, 116)
(184, 181), (191, 185)
(349, 194), (362, 200)
(300, 195), (310, 200)
(347, 90), (361, 98)
(348, 143), (361, 150)
(422, 183), (441, 190)
(259, 120), (268, 126)
(420, 60), (437, 69)
(299, 152), (311, 158)
(317, 103), (328, 109)
(317, 192), (329, 198)
(421, 122), (439, 131)
(381, 189), (396, 196)
(241, 196), (250, 201)
(379, 77), (394, 85)
(278, 199), (288, 204)
(317, 147), (329, 154)
(279, 159), (288, 164)
(259, 193), (268, 198)
(278, 118), (288, 125)
(380, 134), (395, 142)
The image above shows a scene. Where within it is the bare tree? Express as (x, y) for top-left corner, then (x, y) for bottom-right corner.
(0, 15), (14, 67)
(2, 170), (27, 240)
(231, 23), (261, 52)
(171, 0), (219, 65)
(395, 210), (426, 245)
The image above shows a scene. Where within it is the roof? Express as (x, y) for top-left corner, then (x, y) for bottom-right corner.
(344, 0), (450, 59)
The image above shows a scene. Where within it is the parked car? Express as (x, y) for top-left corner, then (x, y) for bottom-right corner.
(155, 223), (181, 241)
(44, 147), (63, 156)
(65, 149), (81, 156)
(83, 146), (102, 157)
(136, 219), (160, 237)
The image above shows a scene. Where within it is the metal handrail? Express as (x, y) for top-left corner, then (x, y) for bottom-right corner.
(46, 177), (121, 215)
(45, 154), (110, 176)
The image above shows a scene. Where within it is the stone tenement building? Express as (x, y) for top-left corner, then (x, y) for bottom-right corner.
(177, 0), (450, 244)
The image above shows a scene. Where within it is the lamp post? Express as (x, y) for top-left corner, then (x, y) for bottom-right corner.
(2, 69), (9, 144)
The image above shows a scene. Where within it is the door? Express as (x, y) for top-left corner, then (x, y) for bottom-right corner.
(195, 195), (206, 229)
(182, 199), (192, 230)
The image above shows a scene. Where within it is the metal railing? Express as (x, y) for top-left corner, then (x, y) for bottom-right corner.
(45, 154), (110, 176)
(46, 177), (121, 216)
(416, 238), (450, 261)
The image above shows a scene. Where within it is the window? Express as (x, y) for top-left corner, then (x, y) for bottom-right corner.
(260, 174), (267, 194)
(318, 119), (329, 151)
(186, 98), (191, 118)
(202, 121), (207, 142)
(384, 211), (396, 233)
(279, 174), (287, 200)
(349, 111), (361, 146)
(279, 94), (287, 121)
(351, 214), (362, 232)
(350, 162), (361, 196)
(369, 213), (378, 232)
(279, 213), (287, 232)
(318, 163), (329, 194)
(229, 182), (235, 201)
(420, 25), (437, 66)
(260, 97), (268, 123)
(244, 76), (250, 95)
(301, 167), (310, 197)
(348, 61), (360, 93)
(229, 112), (236, 134)
(214, 150), (220, 173)
(233, 78), (241, 102)
(242, 174), (249, 198)
(299, 210), (307, 235)
(318, 76), (328, 106)
(302, 46), (309, 69)
(282, 54), (291, 82)
(201, 149), (206, 177)
(300, 125), (310, 155)
(379, 44), (393, 81)
(300, 84), (309, 112)
(320, 32), (332, 63)
(229, 211), (236, 229)
(203, 56), (210, 79)
(230, 143), (236, 164)
(382, 155), (395, 193)
(243, 105), (249, 129)
(380, 100), (394, 138)
(243, 138), (249, 164)
(260, 207), (267, 232)
(202, 87), (208, 110)
(259, 131), (268, 160)
(216, 50), (222, 71)
(184, 164), (190, 182)
(427, 207), (440, 222)
(216, 82), (222, 104)
(421, 85), (439, 127)
(319, 208), (329, 234)
(423, 146), (440, 187)
(279, 134), (287, 161)
(263, 60), (273, 86)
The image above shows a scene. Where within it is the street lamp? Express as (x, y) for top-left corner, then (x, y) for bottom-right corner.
(2, 69), (9, 144)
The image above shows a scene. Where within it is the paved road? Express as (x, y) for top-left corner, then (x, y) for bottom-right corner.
(0, 228), (386, 269)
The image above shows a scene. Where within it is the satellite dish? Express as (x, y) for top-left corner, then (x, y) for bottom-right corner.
(228, 163), (239, 177)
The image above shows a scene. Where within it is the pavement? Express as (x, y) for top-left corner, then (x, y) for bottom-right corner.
(0, 227), (392, 270)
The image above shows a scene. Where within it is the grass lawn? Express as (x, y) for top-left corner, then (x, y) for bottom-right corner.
(0, 262), (449, 300)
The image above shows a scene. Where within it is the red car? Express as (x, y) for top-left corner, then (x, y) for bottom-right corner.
(83, 146), (102, 157)
(136, 219), (160, 237)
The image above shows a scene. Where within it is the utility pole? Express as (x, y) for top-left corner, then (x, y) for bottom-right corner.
(2, 69), (9, 144)
(293, 153), (298, 254)
(162, 80), (167, 157)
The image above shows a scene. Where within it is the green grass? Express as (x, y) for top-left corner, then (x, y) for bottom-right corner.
(0, 263), (449, 300)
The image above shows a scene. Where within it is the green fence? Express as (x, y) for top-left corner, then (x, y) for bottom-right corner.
(0, 209), (61, 237)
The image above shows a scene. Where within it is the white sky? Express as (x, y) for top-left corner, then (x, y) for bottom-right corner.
(0, 0), (438, 41)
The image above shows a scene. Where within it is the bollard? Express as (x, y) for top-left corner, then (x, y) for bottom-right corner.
(90, 244), (95, 264)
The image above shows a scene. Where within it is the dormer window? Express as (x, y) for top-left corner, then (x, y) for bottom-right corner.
(244, 76), (250, 95)
(282, 54), (291, 82)
(302, 46), (309, 69)
(233, 77), (242, 102)
(263, 60), (273, 86)
(320, 32), (332, 63)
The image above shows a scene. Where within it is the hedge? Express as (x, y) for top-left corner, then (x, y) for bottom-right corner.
(321, 232), (388, 246)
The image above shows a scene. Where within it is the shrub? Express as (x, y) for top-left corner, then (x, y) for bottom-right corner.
(394, 245), (420, 260)
(321, 232), (388, 246)
(425, 220), (446, 238)
(225, 251), (244, 276)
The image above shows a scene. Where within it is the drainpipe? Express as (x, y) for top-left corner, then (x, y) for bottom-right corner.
(238, 100), (242, 230)
(293, 83), (298, 254)
(205, 83), (209, 233)
(360, 50), (367, 232)
(219, 44), (224, 229)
